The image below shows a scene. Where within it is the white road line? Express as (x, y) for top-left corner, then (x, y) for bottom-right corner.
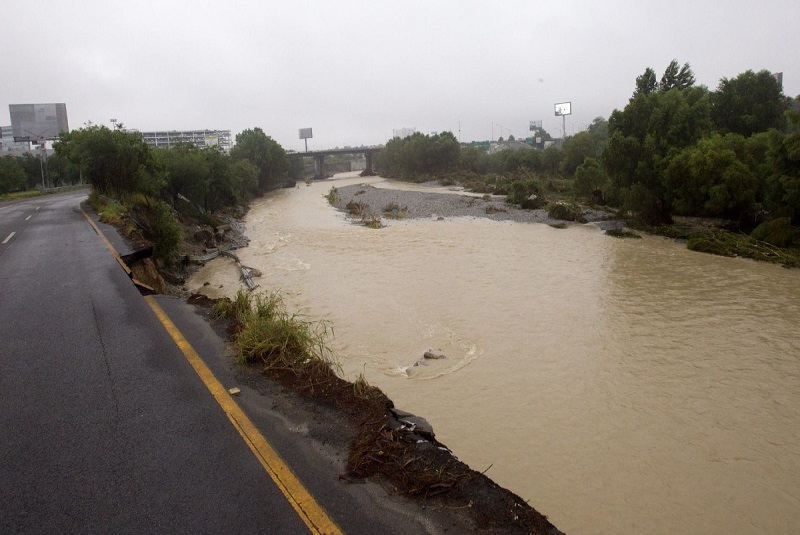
(2, 232), (15, 244)
(26, 215), (32, 221)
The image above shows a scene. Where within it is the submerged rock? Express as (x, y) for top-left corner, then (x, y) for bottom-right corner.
(423, 350), (446, 360)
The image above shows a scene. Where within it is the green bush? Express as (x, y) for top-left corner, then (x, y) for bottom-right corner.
(547, 202), (586, 222)
(326, 186), (339, 205)
(151, 201), (183, 262)
(750, 218), (799, 248)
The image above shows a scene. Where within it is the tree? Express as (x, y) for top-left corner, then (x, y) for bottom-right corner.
(55, 125), (160, 197)
(634, 67), (658, 97)
(153, 143), (210, 208)
(559, 132), (597, 176)
(603, 83), (712, 224)
(0, 157), (28, 194)
(229, 128), (288, 192)
(573, 157), (607, 201)
(710, 69), (789, 137)
(664, 133), (766, 228)
(764, 98), (800, 225)
(376, 132), (459, 178)
(659, 60), (695, 91)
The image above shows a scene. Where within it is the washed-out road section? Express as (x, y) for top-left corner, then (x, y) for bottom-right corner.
(0, 191), (449, 534)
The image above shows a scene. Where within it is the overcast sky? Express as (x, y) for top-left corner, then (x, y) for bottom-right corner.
(2, 1), (797, 151)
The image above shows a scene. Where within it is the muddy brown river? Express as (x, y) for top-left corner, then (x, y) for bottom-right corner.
(189, 173), (800, 534)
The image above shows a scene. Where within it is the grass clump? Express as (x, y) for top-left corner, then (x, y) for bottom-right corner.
(325, 186), (340, 205)
(88, 191), (127, 225)
(485, 205), (506, 215)
(383, 203), (408, 219)
(352, 371), (381, 400)
(218, 290), (340, 383)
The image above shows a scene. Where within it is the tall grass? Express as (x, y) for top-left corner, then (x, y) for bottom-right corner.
(216, 290), (341, 382)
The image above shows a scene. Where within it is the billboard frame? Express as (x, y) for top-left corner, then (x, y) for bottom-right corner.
(9, 103), (69, 142)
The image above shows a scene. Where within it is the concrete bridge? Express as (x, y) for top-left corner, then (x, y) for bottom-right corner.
(289, 147), (382, 179)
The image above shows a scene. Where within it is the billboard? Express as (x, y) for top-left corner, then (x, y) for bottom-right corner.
(529, 120), (542, 131)
(554, 102), (571, 116)
(299, 127), (313, 139)
(9, 103), (69, 141)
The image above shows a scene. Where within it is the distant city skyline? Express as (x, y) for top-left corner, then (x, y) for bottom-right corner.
(1, 1), (797, 152)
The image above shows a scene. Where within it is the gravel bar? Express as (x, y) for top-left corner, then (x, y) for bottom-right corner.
(331, 182), (622, 229)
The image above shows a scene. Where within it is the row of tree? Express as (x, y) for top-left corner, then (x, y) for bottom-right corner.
(600, 62), (798, 228)
(0, 151), (83, 195)
(373, 61), (798, 232)
(49, 125), (289, 212)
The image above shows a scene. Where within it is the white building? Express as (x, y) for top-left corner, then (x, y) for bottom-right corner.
(1, 125), (42, 156)
(139, 129), (232, 152)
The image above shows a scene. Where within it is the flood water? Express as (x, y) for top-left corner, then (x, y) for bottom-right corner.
(189, 173), (800, 534)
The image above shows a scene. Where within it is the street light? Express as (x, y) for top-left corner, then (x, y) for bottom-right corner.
(24, 128), (53, 190)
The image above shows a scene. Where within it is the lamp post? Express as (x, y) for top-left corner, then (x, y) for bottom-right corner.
(25, 129), (53, 189)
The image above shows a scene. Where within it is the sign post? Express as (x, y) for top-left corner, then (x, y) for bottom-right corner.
(554, 102), (571, 141)
(298, 128), (313, 152)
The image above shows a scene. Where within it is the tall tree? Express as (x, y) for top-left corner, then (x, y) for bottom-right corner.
(603, 84), (712, 223)
(634, 67), (658, 97)
(229, 128), (288, 192)
(54, 125), (160, 197)
(710, 69), (789, 137)
(659, 60), (695, 91)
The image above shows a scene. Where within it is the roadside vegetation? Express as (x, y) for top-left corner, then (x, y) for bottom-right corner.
(53, 124), (289, 264)
(375, 62), (800, 266)
(212, 289), (340, 383)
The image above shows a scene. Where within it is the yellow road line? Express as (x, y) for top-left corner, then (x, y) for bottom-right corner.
(144, 296), (343, 535)
(81, 209), (132, 276)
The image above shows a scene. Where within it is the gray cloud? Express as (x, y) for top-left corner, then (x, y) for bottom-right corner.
(2, 0), (797, 151)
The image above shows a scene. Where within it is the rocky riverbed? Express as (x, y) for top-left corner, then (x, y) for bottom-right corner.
(331, 182), (622, 229)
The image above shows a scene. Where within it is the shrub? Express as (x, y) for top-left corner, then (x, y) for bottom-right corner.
(750, 218), (799, 248)
(326, 186), (339, 205)
(383, 203), (408, 219)
(361, 211), (383, 228)
(151, 201), (183, 262)
(346, 200), (368, 216)
(547, 202), (586, 222)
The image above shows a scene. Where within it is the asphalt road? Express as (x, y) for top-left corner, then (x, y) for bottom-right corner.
(0, 192), (455, 534)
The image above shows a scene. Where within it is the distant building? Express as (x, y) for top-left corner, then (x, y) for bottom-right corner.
(1, 125), (43, 156)
(392, 127), (417, 139)
(488, 139), (535, 154)
(139, 129), (232, 152)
